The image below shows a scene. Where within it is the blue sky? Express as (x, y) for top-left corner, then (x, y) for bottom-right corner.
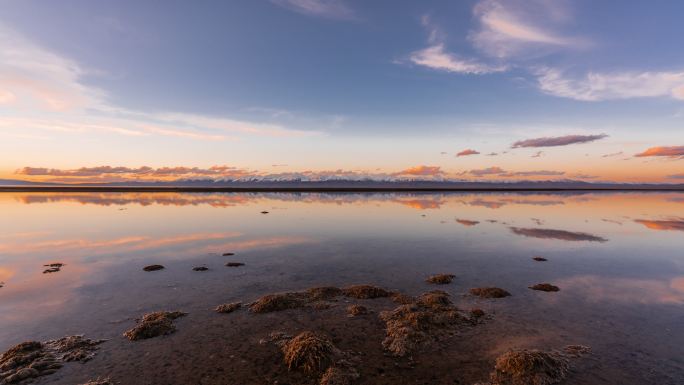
(1, 0), (683, 182)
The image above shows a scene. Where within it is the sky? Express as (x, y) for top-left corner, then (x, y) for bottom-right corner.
(0, 0), (683, 184)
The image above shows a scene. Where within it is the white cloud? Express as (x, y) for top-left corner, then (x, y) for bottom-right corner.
(470, 0), (585, 58)
(536, 67), (684, 101)
(0, 24), (319, 141)
(271, 0), (355, 20)
(409, 44), (507, 75)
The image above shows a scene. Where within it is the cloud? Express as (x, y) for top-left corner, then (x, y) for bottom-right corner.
(16, 165), (258, 181)
(501, 170), (564, 177)
(634, 218), (684, 232)
(470, 0), (585, 58)
(536, 67), (684, 101)
(0, 24), (318, 142)
(668, 173), (684, 179)
(456, 219), (480, 227)
(512, 134), (608, 148)
(409, 44), (507, 75)
(271, 0), (355, 20)
(394, 165), (444, 177)
(602, 151), (624, 158)
(457, 149), (480, 157)
(469, 166), (506, 176)
(531, 151), (543, 158)
(634, 146), (684, 158)
(510, 227), (608, 242)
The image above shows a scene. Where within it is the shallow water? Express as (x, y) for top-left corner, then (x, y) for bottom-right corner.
(1, 191), (683, 384)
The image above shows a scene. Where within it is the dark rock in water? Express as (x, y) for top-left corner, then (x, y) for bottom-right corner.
(42, 267), (61, 274)
(0, 282), (4, 288)
(123, 311), (187, 341)
(260, 211), (269, 214)
(222, 252), (235, 256)
(142, 264), (164, 272)
(426, 274), (455, 284)
(469, 287), (511, 298)
(43, 263), (64, 268)
(192, 266), (209, 271)
(42, 263), (65, 274)
(529, 283), (560, 292)
(0, 336), (105, 384)
(215, 302), (241, 314)
(225, 262), (245, 267)
(342, 285), (391, 299)
(532, 256), (548, 262)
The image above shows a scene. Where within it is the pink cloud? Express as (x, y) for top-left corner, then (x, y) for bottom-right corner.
(394, 165), (444, 176)
(634, 146), (684, 158)
(456, 149), (480, 157)
(512, 134), (608, 148)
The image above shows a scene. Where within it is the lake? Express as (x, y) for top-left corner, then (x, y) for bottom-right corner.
(1, 191), (683, 384)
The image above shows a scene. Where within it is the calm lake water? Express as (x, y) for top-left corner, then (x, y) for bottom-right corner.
(1, 191), (683, 384)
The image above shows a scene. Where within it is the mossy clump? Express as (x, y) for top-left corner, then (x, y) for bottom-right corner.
(488, 349), (569, 385)
(469, 287), (511, 299)
(319, 365), (360, 385)
(529, 283), (560, 292)
(282, 332), (334, 373)
(123, 311), (187, 341)
(215, 302), (241, 314)
(142, 264), (164, 272)
(470, 308), (485, 318)
(0, 336), (104, 384)
(346, 305), (368, 317)
(380, 291), (470, 356)
(532, 256), (548, 262)
(43, 263), (65, 274)
(342, 285), (391, 299)
(563, 345), (591, 358)
(192, 266), (209, 271)
(390, 292), (414, 304)
(306, 286), (343, 301)
(222, 252), (235, 256)
(426, 274), (455, 284)
(250, 293), (306, 313)
(79, 378), (114, 385)
(225, 262), (245, 267)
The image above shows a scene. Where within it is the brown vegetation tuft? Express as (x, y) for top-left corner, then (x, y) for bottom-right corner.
(469, 287), (511, 298)
(250, 293), (307, 313)
(123, 311), (187, 341)
(342, 285), (391, 299)
(529, 283), (560, 292)
(426, 274), (455, 284)
(282, 332), (334, 373)
(215, 302), (241, 314)
(488, 349), (569, 385)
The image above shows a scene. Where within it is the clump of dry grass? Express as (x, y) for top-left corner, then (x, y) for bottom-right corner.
(225, 262), (245, 267)
(529, 283), (560, 292)
(282, 332), (335, 373)
(390, 292), (414, 304)
(470, 308), (485, 318)
(215, 302), (241, 313)
(380, 291), (470, 356)
(306, 286), (343, 301)
(319, 365), (360, 385)
(563, 345), (591, 358)
(469, 287), (511, 298)
(346, 305), (368, 317)
(532, 256), (548, 262)
(342, 285), (391, 299)
(426, 274), (455, 284)
(250, 293), (306, 313)
(123, 311), (187, 341)
(488, 349), (569, 385)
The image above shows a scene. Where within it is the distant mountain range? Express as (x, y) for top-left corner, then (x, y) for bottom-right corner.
(1, 178), (683, 190)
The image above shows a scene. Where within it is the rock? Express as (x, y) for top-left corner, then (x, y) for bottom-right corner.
(469, 287), (511, 298)
(532, 256), (548, 262)
(222, 252), (235, 256)
(261, 211), (270, 214)
(192, 266), (209, 271)
(142, 265), (164, 272)
(225, 262), (245, 267)
(529, 283), (560, 292)
(426, 274), (455, 284)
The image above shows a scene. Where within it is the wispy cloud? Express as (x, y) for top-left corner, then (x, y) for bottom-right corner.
(512, 134), (608, 148)
(470, 0), (586, 58)
(0, 24), (318, 142)
(634, 146), (684, 158)
(668, 173), (684, 179)
(271, 0), (355, 20)
(601, 151), (624, 158)
(634, 218), (684, 232)
(406, 15), (507, 75)
(536, 67), (684, 101)
(469, 166), (506, 176)
(502, 170), (564, 177)
(510, 227), (608, 242)
(393, 165), (444, 177)
(456, 149), (480, 157)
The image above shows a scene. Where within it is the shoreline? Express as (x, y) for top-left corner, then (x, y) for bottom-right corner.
(2, 186), (684, 193)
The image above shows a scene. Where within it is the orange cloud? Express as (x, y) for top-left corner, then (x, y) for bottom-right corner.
(634, 146), (684, 158)
(456, 219), (479, 226)
(394, 165), (444, 176)
(634, 218), (684, 231)
(456, 149), (480, 157)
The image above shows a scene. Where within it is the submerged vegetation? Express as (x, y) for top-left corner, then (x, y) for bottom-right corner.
(123, 311), (187, 341)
